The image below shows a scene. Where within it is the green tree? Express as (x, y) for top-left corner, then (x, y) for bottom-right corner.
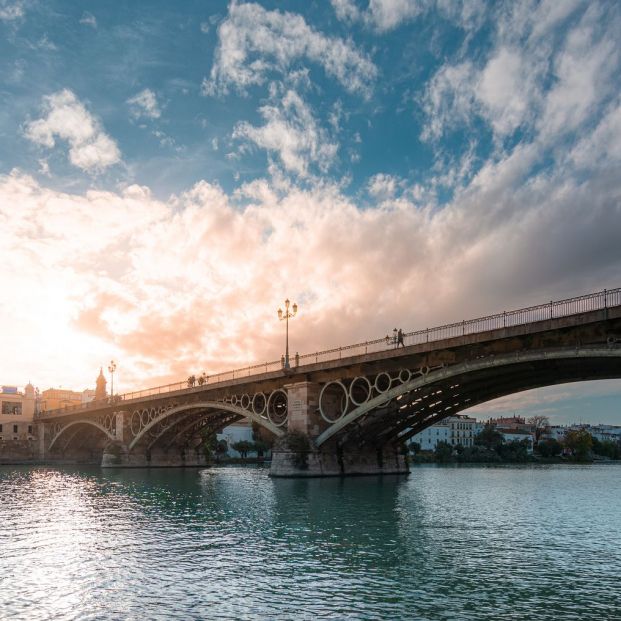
(537, 438), (562, 457)
(434, 441), (453, 462)
(475, 423), (504, 451)
(201, 429), (217, 461)
(564, 429), (593, 461)
(231, 440), (254, 459)
(409, 441), (421, 454)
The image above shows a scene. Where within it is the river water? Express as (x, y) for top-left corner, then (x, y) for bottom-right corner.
(0, 464), (619, 620)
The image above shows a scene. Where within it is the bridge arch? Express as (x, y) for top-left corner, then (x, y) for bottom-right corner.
(129, 400), (286, 451)
(315, 347), (621, 447)
(48, 420), (116, 451)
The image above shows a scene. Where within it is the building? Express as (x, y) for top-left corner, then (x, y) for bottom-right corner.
(39, 388), (84, 412)
(410, 414), (478, 450)
(500, 430), (534, 453)
(410, 421), (450, 450)
(489, 415), (534, 433)
(0, 384), (36, 441)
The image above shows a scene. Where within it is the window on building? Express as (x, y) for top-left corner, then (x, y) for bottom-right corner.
(28, 425), (33, 434)
(13, 424), (18, 433)
(2, 402), (22, 415)
(0, 424), (2, 432)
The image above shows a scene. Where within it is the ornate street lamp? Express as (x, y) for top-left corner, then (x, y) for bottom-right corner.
(277, 299), (298, 369)
(108, 360), (117, 401)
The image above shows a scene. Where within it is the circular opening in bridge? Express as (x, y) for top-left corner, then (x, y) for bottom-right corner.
(398, 368), (412, 384)
(140, 409), (150, 429)
(349, 376), (372, 406)
(131, 411), (141, 436)
(319, 381), (349, 423)
(418, 366), (430, 376)
(230, 395), (239, 406)
(240, 394), (251, 410)
(252, 392), (267, 417)
(374, 372), (392, 394)
(267, 389), (288, 427)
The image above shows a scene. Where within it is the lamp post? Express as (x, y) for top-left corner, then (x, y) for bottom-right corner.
(277, 299), (298, 369)
(108, 360), (117, 401)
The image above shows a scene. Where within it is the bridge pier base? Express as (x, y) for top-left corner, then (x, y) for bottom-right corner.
(270, 442), (408, 477)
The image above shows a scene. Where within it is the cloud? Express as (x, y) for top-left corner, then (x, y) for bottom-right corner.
(0, 1), (23, 21)
(2, 101), (621, 392)
(203, 2), (377, 97)
(331, 0), (486, 33)
(233, 90), (338, 177)
(420, 2), (620, 145)
(127, 88), (161, 119)
(24, 90), (121, 173)
(79, 11), (97, 28)
(367, 173), (400, 199)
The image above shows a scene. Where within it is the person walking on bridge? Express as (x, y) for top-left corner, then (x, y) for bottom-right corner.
(397, 328), (405, 348)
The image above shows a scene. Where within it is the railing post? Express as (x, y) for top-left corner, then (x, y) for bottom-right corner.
(426, 328), (429, 343)
(503, 311), (506, 328)
(550, 301), (553, 319)
(604, 289), (607, 308)
(462, 320), (465, 336)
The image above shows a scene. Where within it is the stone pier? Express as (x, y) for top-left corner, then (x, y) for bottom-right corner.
(270, 381), (409, 477)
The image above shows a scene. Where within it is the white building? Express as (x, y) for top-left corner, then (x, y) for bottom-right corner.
(501, 431), (534, 454)
(410, 422), (450, 450)
(410, 415), (478, 450)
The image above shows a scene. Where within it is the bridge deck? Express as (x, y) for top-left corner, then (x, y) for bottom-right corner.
(39, 291), (621, 422)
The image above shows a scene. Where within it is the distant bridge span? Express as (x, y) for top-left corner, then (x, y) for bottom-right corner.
(37, 288), (621, 475)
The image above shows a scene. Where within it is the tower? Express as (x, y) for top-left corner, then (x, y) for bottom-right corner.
(95, 368), (107, 401)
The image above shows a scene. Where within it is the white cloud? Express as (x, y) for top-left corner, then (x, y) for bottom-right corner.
(420, 62), (477, 141)
(24, 90), (121, 173)
(203, 2), (377, 97)
(127, 88), (161, 119)
(539, 8), (619, 140)
(0, 1), (23, 21)
(330, 0), (361, 22)
(367, 173), (399, 199)
(366, 0), (422, 31)
(233, 90), (338, 177)
(477, 47), (540, 136)
(331, 0), (486, 32)
(79, 12), (97, 28)
(420, 2), (620, 145)
(569, 100), (621, 169)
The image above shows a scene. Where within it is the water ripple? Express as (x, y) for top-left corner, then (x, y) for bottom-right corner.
(1, 464), (620, 620)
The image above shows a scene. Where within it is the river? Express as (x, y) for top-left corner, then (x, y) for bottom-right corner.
(0, 464), (619, 620)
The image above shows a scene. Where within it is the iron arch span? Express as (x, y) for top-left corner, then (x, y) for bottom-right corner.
(128, 400), (286, 452)
(314, 347), (621, 447)
(48, 420), (116, 452)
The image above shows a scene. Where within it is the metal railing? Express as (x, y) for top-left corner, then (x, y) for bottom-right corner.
(40, 287), (620, 417)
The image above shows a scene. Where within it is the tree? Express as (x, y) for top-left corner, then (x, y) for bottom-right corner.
(434, 441), (453, 462)
(537, 438), (562, 457)
(409, 441), (421, 454)
(187, 375), (196, 388)
(231, 440), (254, 459)
(528, 415), (550, 444)
(475, 423), (504, 451)
(564, 429), (593, 461)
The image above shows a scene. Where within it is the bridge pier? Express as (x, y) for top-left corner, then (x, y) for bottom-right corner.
(270, 381), (409, 477)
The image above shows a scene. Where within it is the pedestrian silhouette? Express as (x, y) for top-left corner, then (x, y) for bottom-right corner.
(397, 328), (405, 347)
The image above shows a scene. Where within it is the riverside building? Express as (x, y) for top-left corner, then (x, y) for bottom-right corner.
(0, 384), (36, 441)
(410, 414), (478, 450)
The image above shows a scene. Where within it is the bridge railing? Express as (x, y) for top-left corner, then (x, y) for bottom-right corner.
(39, 287), (620, 417)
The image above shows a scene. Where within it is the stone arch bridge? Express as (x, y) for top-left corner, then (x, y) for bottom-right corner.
(37, 289), (621, 476)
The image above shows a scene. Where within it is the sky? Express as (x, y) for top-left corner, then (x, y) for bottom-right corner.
(0, 0), (620, 425)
